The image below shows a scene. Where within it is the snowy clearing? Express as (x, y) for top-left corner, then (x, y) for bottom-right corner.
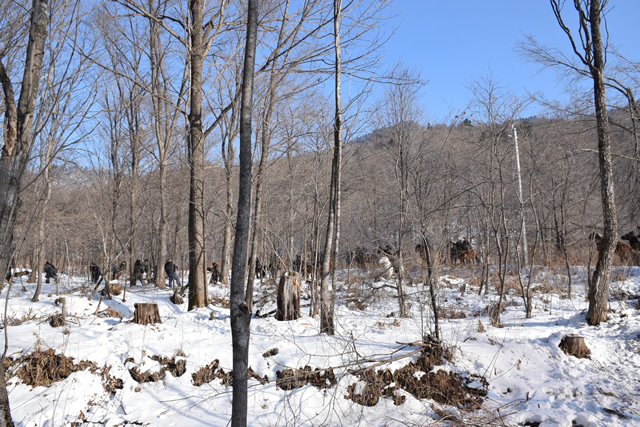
(2, 265), (640, 426)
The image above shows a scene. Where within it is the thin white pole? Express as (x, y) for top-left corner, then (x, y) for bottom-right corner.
(512, 124), (528, 266)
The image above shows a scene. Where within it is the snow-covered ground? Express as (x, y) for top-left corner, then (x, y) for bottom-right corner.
(2, 265), (639, 426)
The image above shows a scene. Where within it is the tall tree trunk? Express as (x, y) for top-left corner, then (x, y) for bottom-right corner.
(32, 156), (53, 302)
(0, 1), (50, 424)
(330, 19), (343, 321)
(245, 0), (290, 310)
(156, 162), (168, 287)
(231, 0), (258, 424)
(126, 92), (140, 300)
(220, 114), (239, 287)
(221, 134), (235, 285)
(148, 3), (185, 289)
(187, 0), (206, 310)
(320, 0), (343, 335)
(586, 1), (617, 326)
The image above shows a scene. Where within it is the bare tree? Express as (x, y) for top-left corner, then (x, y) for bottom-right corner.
(114, 0), (236, 308)
(219, 102), (239, 285)
(31, 4), (96, 301)
(230, 0), (258, 424)
(146, 0), (189, 288)
(550, 0), (617, 325)
(373, 66), (426, 318)
(187, 0), (209, 309)
(318, 0), (343, 335)
(0, 1), (50, 423)
(467, 74), (529, 326)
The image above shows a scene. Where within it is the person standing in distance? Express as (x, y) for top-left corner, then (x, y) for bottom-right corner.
(164, 259), (180, 288)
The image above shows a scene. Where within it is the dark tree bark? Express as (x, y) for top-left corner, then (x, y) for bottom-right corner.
(329, 0), (343, 325)
(585, 1), (617, 326)
(0, 2), (50, 424)
(230, 0), (258, 425)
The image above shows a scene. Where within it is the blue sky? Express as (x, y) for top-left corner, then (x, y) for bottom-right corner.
(382, 1), (640, 122)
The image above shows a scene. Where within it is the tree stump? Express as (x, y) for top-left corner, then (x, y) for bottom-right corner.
(276, 272), (301, 321)
(559, 334), (591, 359)
(133, 303), (162, 325)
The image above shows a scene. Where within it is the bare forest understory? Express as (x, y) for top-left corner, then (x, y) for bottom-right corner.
(2, 1), (640, 426)
(2, 258), (640, 426)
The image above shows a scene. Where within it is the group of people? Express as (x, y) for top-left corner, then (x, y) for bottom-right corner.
(4, 257), (184, 289)
(87, 258), (182, 289)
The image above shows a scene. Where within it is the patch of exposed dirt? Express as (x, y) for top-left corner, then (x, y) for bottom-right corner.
(275, 366), (337, 391)
(127, 355), (186, 383)
(191, 359), (267, 386)
(345, 348), (487, 410)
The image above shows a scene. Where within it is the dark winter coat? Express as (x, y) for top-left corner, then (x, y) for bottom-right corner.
(133, 260), (144, 278)
(44, 262), (57, 279)
(90, 263), (101, 283)
(164, 261), (177, 276)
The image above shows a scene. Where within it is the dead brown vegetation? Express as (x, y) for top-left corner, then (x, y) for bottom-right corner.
(438, 307), (467, 319)
(10, 349), (93, 387)
(127, 354), (186, 383)
(275, 366), (337, 391)
(7, 349), (122, 392)
(209, 295), (230, 308)
(345, 348), (487, 410)
(191, 359), (267, 387)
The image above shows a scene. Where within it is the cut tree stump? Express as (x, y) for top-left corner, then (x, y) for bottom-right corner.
(276, 272), (301, 321)
(133, 303), (162, 325)
(559, 334), (591, 359)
